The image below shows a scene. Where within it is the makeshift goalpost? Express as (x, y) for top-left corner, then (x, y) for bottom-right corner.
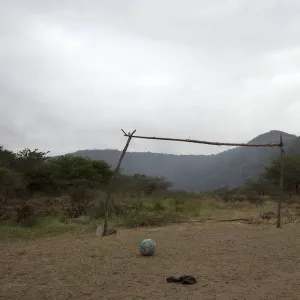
(102, 129), (285, 236)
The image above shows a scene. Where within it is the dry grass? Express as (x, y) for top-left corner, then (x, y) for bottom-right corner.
(2, 221), (300, 299)
(1, 198), (297, 241)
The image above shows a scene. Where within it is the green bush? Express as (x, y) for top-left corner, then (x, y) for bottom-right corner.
(15, 203), (37, 227)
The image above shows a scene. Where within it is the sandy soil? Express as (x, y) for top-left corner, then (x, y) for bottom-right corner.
(1, 222), (300, 300)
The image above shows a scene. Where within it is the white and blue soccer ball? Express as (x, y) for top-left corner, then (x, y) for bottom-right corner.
(139, 238), (156, 256)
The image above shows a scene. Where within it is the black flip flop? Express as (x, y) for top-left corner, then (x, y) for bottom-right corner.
(166, 275), (197, 285)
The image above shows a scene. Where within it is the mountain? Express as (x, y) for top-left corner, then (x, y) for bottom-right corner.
(69, 130), (300, 191)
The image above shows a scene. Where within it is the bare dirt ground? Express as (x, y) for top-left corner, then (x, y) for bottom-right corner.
(1, 222), (300, 300)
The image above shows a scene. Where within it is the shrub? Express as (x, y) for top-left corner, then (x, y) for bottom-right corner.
(119, 211), (183, 228)
(175, 198), (185, 212)
(0, 168), (25, 204)
(15, 203), (37, 227)
(153, 199), (165, 211)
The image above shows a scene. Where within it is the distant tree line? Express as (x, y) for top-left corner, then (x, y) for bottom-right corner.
(1, 143), (300, 226)
(214, 154), (300, 202)
(0, 146), (171, 225)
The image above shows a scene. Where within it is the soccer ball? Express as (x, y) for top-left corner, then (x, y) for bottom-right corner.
(140, 238), (156, 256)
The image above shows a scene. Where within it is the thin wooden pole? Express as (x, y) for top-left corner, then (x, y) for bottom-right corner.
(277, 134), (284, 228)
(102, 129), (136, 236)
(123, 133), (282, 148)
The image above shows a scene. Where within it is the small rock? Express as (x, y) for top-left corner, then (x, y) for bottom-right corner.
(95, 226), (103, 237)
(95, 226), (117, 237)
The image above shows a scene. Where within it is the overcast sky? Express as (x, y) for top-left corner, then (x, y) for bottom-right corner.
(1, 0), (300, 156)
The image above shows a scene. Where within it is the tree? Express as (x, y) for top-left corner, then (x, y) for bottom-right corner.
(0, 168), (25, 204)
(130, 173), (171, 197)
(0, 146), (16, 169)
(15, 148), (50, 173)
(263, 155), (300, 196)
(48, 155), (113, 217)
(23, 162), (59, 193)
(48, 155), (113, 188)
(0, 145), (116, 220)
(245, 176), (269, 196)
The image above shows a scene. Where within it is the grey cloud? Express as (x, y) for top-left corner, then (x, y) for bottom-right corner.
(1, 0), (300, 156)
(18, 0), (299, 54)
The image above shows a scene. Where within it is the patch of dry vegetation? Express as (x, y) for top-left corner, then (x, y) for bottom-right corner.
(2, 191), (300, 241)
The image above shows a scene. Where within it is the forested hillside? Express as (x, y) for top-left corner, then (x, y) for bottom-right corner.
(70, 130), (300, 191)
